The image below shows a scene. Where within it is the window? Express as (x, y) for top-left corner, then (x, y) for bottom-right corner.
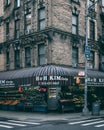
(6, 22), (9, 36)
(38, 7), (45, 30)
(90, 20), (95, 40)
(25, 47), (31, 67)
(14, 50), (20, 69)
(102, 0), (104, 12)
(102, 25), (104, 37)
(6, 51), (9, 65)
(89, 51), (94, 68)
(15, 0), (20, 8)
(72, 14), (78, 35)
(25, 11), (32, 31)
(72, 47), (78, 67)
(6, 0), (11, 5)
(71, 0), (79, 3)
(38, 44), (46, 65)
(15, 20), (20, 39)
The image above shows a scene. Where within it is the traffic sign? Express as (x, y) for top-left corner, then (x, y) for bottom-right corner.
(85, 45), (90, 54)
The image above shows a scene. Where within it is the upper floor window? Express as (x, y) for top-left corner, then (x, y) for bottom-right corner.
(15, 20), (20, 39)
(38, 44), (46, 65)
(14, 49), (20, 69)
(72, 47), (78, 67)
(88, 51), (94, 68)
(25, 9), (32, 33)
(72, 14), (78, 35)
(102, 0), (104, 12)
(71, 0), (79, 3)
(38, 7), (45, 30)
(25, 47), (31, 67)
(90, 20), (95, 40)
(6, 51), (9, 65)
(6, 51), (10, 70)
(15, 0), (20, 8)
(6, 22), (9, 36)
(7, 0), (11, 5)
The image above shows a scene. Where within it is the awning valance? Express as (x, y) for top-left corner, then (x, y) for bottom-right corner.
(0, 65), (104, 87)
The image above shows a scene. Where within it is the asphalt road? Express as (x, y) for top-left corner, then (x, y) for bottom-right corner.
(0, 117), (104, 130)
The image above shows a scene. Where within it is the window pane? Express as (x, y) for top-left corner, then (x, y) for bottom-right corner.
(25, 47), (31, 67)
(90, 20), (95, 40)
(72, 16), (77, 25)
(6, 51), (9, 64)
(38, 44), (46, 65)
(39, 56), (46, 65)
(39, 20), (45, 30)
(39, 8), (45, 19)
(72, 26), (77, 34)
(6, 22), (9, 35)
(17, 0), (20, 7)
(38, 8), (45, 30)
(15, 50), (20, 69)
(72, 47), (78, 65)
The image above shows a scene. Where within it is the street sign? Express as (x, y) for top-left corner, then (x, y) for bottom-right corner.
(85, 45), (90, 53)
(85, 45), (90, 59)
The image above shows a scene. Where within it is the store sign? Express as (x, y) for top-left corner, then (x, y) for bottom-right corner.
(0, 80), (15, 88)
(36, 76), (68, 81)
(87, 77), (104, 87)
(35, 76), (69, 86)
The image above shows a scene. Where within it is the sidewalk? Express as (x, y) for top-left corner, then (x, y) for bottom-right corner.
(0, 110), (104, 121)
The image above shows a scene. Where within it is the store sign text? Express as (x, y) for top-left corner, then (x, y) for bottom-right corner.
(87, 77), (104, 86)
(36, 76), (68, 81)
(0, 80), (15, 87)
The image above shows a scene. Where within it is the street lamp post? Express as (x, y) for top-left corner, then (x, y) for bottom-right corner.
(82, 0), (100, 116)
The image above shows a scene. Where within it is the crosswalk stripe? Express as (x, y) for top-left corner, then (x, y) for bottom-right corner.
(81, 120), (104, 126)
(69, 118), (101, 125)
(0, 121), (26, 126)
(95, 123), (104, 128)
(0, 124), (13, 129)
(8, 120), (41, 125)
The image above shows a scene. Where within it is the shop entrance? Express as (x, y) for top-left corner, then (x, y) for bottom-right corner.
(47, 87), (61, 110)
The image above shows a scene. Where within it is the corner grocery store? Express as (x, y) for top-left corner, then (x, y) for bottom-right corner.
(0, 65), (104, 112)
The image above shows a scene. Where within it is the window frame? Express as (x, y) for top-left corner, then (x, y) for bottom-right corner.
(14, 49), (20, 69)
(90, 20), (95, 40)
(15, 20), (20, 39)
(72, 46), (78, 66)
(72, 14), (78, 35)
(38, 7), (45, 30)
(38, 44), (46, 65)
(6, 22), (9, 36)
(25, 47), (31, 67)
(15, 0), (20, 8)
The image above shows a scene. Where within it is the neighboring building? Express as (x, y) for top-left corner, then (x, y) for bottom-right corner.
(0, 0), (104, 112)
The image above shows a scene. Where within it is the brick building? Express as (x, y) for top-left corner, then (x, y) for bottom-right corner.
(0, 0), (104, 112)
(0, 0), (103, 71)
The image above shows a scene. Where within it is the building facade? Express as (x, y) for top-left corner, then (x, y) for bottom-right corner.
(0, 0), (104, 112)
(0, 0), (103, 71)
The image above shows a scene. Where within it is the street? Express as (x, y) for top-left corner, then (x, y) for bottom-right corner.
(0, 117), (104, 130)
